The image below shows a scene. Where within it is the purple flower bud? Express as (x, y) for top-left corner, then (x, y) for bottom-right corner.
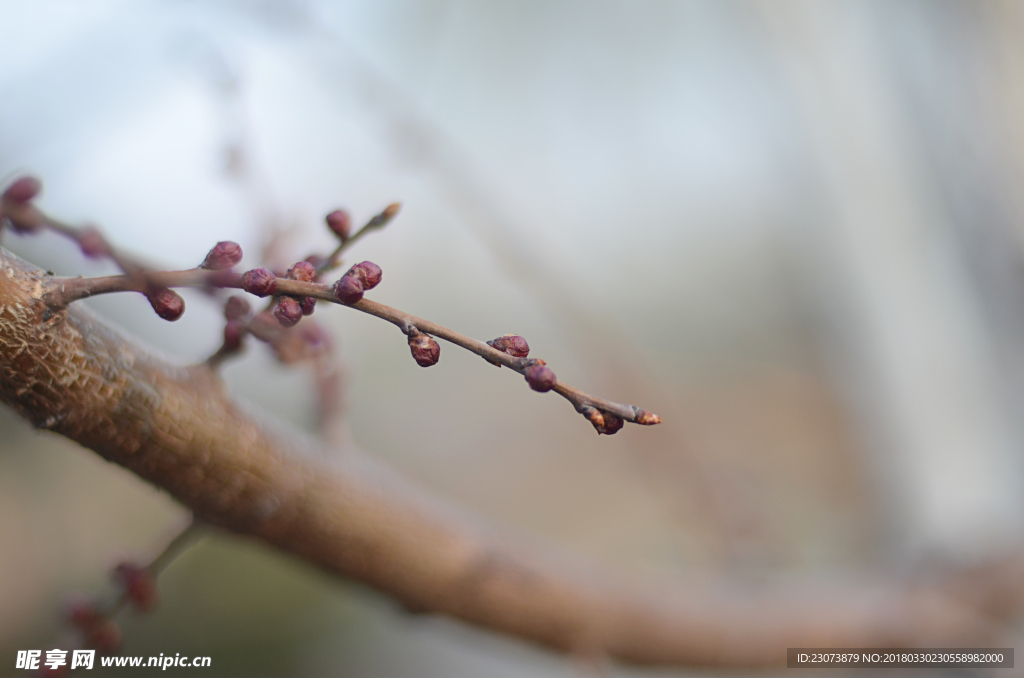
(224, 296), (251, 321)
(78, 227), (111, 258)
(274, 297), (303, 328)
(300, 297), (316, 316)
(201, 241), (242, 270)
(524, 363), (556, 392)
(148, 289), (185, 321)
(487, 334), (530, 358)
(286, 260), (317, 283)
(3, 176), (41, 204)
(345, 261), (382, 290)
(325, 209), (351, 240)
(408, 333), (440, 367)
(334, 275), (364, 304)
(241, 268), (277, 297)
(223, 320), (245, 351)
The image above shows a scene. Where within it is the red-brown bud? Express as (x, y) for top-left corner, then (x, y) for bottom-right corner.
(582, 407), (623, 435)
(148, 289), (185, 321)
(201, 241), (242, 270)
(113, 563), (160, 614)
(223, 320), (245, 351)
(3, 176), (41, 204)
(409, 333), (440, 367)
(325, 209), (351, 240)
(333, 275), (364, 304)
(85, 619), (122, 654)
(223, 296), (251, 321)
(241, 267), (277, 297)
(286, 260), (317, 283)
(67, 600), (102, 631)
(524, 363), (556, 392)
(487, 334), (530, 358)
(300, 297), (316, 315)
(78, 227), (111, 258)
(274, 296), (303, 327)
(345, 261), (382, 290)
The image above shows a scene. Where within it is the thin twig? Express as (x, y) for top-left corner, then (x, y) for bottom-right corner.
(42, 270), (661, 427)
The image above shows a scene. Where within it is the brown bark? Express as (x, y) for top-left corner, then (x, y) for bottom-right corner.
(0, 246), (1016, 667)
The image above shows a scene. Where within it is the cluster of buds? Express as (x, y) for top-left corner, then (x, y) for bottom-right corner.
(270, 260), (320, 328)
(522, 359), (557, 392)
(333, 261), (382, 305)
(66, 601), (122, 655)
(408, 329), (440, 367)
(112, 562), (160, 613)
(579, 405), (624, 435)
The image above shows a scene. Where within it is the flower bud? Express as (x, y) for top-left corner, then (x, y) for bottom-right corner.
(113, 563), (160, 614)
(487, 334), (530, 358)
(286, 260), (317, 283)
(201, 241), (243, 270)
(223, 296), (251, 321)
(524, 363), (556, 392)
(581, 407), (623, 435)
(77, 227), (110, 258)
(325, 209), (351, 240)
(274, 296), (303, 328)
(85, 619), (122, 654)
(223, 320), (245, 351)
(3, 176), (41, 204)
(366, 203), (401, 230)
(300, 297), (317, 316)
(67, 600), (102, 631)
(148, 289), (185, 321)
(241, 267), (277, 297)
(345, 261), (382, 290)
(409, 333), (440, 367)
(333, 275), (364, 304)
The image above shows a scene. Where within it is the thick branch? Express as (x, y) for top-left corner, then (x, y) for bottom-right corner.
(0, 247), (1016, 667)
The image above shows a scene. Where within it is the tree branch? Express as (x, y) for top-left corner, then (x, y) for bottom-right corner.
(1, 245), (1020, 667)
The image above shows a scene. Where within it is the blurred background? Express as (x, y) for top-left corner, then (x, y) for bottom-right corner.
(3, 0), (1024, 675)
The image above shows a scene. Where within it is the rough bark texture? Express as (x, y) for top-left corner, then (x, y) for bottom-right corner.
(0, 246), (1016, 667)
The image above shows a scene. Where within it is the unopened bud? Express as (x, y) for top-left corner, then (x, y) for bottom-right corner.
(286, 260), (317, 283)
(67, 600), (102, 631)
(3, 176), (41, 204)
(224, 320), (245, 351)
(85, 619), (122, 654)
(325, 209), (351, 240)
(333, 275), (364, 304)
(113, 563), (160, 614)
(634, 408), (662, 425)
(524, 362), (556, 392)
(409, 332), (440, 367)
(78, 227), (111, 258)
(300, 297), (316, 316)
(241, 268), (277, 297)
(367, 202), (400, 229)
(201, 241), (243, 270)
(223, 296), (251, 321)
(148, 289), (185, 321)
(581, 406), (623, 435)
(345, 261), (382, 290)
(274, 297), (303, 327)
(487, 334), (530, 358)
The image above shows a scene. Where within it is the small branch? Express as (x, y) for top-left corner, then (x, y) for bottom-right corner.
(42, 271), (661, 428)
(316, 203), (400, 279)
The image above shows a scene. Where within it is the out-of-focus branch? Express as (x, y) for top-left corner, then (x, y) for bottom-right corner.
(0, 246), (1020, 667)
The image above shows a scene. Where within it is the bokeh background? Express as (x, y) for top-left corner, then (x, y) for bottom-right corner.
(3, 0), (1024, 675)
